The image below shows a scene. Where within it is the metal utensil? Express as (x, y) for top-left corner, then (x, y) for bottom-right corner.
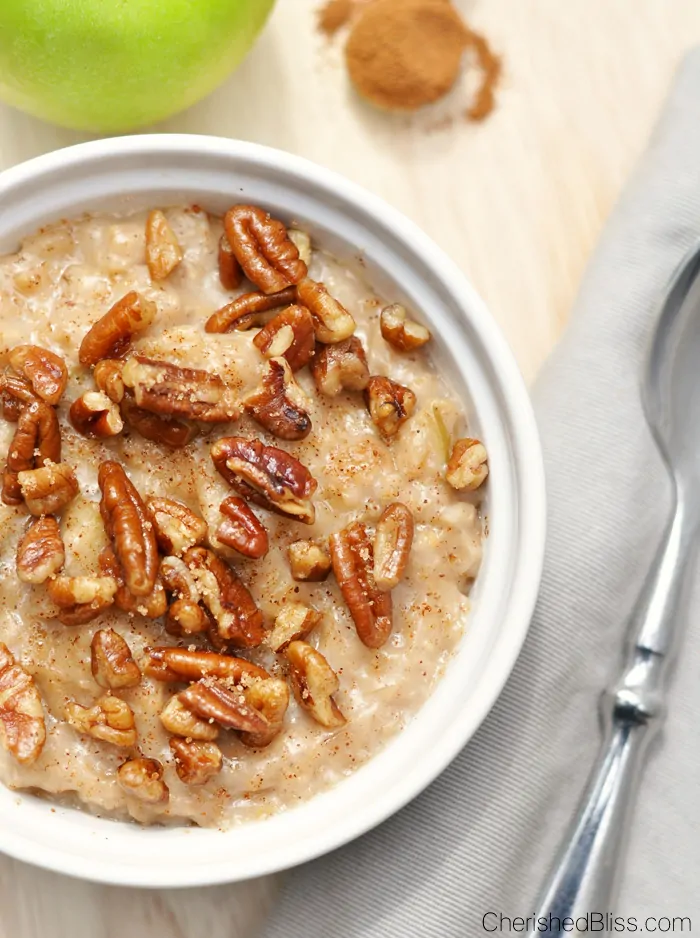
(528, 242), (700, 936)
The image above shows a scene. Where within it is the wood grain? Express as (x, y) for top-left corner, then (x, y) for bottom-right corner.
(0, 1), (698, 934)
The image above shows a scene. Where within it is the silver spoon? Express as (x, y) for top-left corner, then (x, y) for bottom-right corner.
(528, 242), (700, 935)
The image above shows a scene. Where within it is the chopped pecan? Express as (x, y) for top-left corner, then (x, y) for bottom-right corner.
(18, 462), (78, 516)
(224, 205), (307, 294)
(296, 278), (355, 343)
(98, 546), (167, 619)
(287, 539), (332, 582)
(252, 305), (315, 372)
(93, 359), (125, 403)
(170, 737), (222, 785)
(79, 291), (156, 367)
(310, 337), (369, 397)
(180, 679), (270, 734)
(329, 521), (393, 648)
(142, 645), (268, 684)
(16, 515), (64, 584)
(211, 436), (317, 524)
(120, 397), (197, 449)
(0, 643), (46, 764)
(287, 229), (312, 266)
(204, 286), (297, 334)
(266, 603), (320, 653)
(218, 233), (243, 291)
(145, 209), (183, 281)
(286, 641), (346, 729)
(91, 629), (141, 690)
(379, 304), (431, 352)
(48, 574), (118, 608)
(70, 391), (123, 438)
(3, 400), (61, 505)
(445, 438), (489, 491)
(239, 676), (290, 747)
(0, 374), (39, 421)
(65, 694), (137, 747)
(215, 495), (269, 559)
(374, 502), (414, 591)
(121, 355), (238, 423)
(159, 555), (210, 635)
(98, 460), (159, 597)
(364, 376), (416, 441)
(183, 546), (264, 647)
(159, 694), (219, 740)
(146, 497), (208, 556)
(8, 345), (68, 405)
(243, 357), (312, 441)
(118, 756), (169, 804)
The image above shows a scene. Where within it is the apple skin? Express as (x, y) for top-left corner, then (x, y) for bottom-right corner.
(0, 0), (275, 131)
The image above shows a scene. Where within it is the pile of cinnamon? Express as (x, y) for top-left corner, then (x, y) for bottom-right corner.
(317, 0), (501, 123)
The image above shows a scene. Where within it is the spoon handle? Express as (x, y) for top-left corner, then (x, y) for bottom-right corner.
(529, 501), (693, 936)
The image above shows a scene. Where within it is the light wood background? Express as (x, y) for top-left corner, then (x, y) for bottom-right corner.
(0, 1), (697, 935)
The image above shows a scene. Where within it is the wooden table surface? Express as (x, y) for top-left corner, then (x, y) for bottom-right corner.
(0, 1), (698, 935)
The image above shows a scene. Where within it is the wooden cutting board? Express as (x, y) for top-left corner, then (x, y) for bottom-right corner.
(0, 1), (698, 935)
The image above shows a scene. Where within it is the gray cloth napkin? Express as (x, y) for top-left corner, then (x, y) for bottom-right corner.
(260, 50), (700, 937)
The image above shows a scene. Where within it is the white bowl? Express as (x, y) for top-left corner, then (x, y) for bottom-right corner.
(0, 135), (545, 887)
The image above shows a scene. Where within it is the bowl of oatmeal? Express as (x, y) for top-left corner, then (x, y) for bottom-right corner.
(0, 134), (545, 885)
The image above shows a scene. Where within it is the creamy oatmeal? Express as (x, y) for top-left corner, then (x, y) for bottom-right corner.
(0, 204), (486, 827)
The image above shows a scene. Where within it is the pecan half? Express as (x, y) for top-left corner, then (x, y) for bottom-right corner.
(159, 694), (219, 740)
(204, 286), (297, 334)
(266, 603), (320, 653)
(145, 209), (183, 281)
(252, 305), (315, 372)
(180, 679), (270, 734)
(218, 233), (243, 291)
(379, 304), (431, 352)
(122, 355), (238, 423)
(118, 757), (169, 804)
(287, 539), (332, 582)
(183, 546), (264, 647)
(3, 400), (61, 505)
(0, 644), (46, 764)
(0, 374), (39, 421)
(286, 641), (346, 729)
(70, 391), (123, 438)
(18, 462), (78, 516)
(159, 555), (210, 635)
(243, 357), (312, 441)
(374, 502), (414, 591)
(79, 291), (156, 367)
(8, 345), (68, 405)
(364, 376), (416, 441)
(146, 497), (208, 556)
(329, 521), (393, 648)
(66, 694), (137, 747)
(215, 495), (268, 559)
(224, 205), (307, 294)
(170, 737), (222, 785)
(98, 546), (167, 620)
(239, 677), (290, 747)
(142, 645), (268, 684)
(91, 629), (141, 690)
(94, 359), (125, 403)
(296, 278), (355, 343)
(48, 574), (118, 608)
(98, 460), (159, 597)
(120, 397), (197, 449)
(310, 336), (369, 397)
(445, 438), (489, 490)
(211, 436), (317, 524)
(16, 515), (65, 584)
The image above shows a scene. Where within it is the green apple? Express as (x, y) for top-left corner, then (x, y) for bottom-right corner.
(0, 0), (275, 132)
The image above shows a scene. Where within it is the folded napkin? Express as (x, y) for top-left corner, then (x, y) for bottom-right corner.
(260, 50), (700, 936)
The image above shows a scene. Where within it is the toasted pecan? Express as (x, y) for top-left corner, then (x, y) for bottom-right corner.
(205, 286), (297, 334)
(330, 521), (393, 648)
(79, 291), (156, 367)
(224, 205), (307, 294)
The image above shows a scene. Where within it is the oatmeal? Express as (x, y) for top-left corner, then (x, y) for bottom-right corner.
(0, 204), (486, 827)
